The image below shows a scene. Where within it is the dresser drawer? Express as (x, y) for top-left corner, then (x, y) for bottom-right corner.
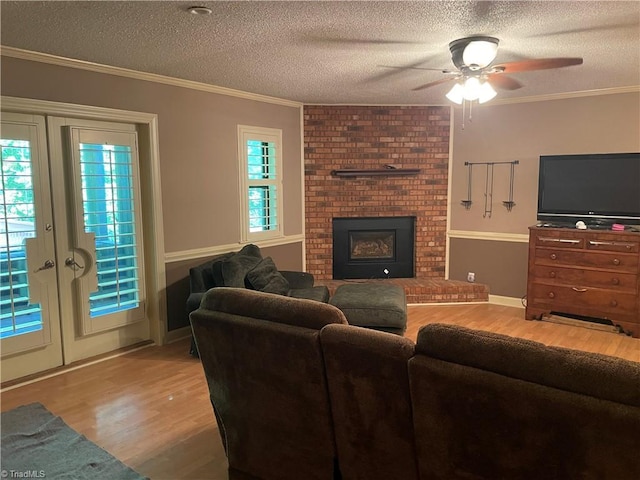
(534, 234), (584, 249)
(586, 238), (640, 253)
(531, 266), (638, 293)
(529, 284), (638, 316)
(534, 248), (639, 273)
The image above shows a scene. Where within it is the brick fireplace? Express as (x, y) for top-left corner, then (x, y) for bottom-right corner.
(303, 105), (488, 304)
(304, 105), (450, 279)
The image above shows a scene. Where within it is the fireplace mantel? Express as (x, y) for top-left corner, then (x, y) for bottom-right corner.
(331, 168), (421, 177)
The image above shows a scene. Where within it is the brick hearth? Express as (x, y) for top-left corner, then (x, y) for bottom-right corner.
(318, 278), (489, 304)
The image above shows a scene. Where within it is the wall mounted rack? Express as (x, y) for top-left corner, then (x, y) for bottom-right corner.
(461, 160), (519, 217)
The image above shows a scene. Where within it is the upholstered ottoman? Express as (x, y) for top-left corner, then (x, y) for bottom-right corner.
(329, 283), (407, 335)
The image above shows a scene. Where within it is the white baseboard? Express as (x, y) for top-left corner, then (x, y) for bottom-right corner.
(489, 295), (525, 308)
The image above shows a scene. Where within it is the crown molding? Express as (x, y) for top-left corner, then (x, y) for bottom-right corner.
(487, 85), (640, 106)
(1, 46), (303, 109)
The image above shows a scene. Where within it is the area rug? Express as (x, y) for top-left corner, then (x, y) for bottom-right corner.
(1, 403), (147, 479)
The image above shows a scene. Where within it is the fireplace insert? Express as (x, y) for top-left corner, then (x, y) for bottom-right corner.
(333, 216), (415, 279)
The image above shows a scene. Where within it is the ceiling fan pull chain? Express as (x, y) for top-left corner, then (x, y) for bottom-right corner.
(461, 99), (466, 130)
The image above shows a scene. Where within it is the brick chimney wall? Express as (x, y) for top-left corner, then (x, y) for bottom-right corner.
(304, 105), (451, 280)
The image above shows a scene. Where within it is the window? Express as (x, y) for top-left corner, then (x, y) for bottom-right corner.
(238, 126), (283, 242)
(78, 142), (141, 318)
(0, 139), (42, 339)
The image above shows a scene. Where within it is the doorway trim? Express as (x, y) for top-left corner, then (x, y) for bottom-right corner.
(1, 95), (167, 345)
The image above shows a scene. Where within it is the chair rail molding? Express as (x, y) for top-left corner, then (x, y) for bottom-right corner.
(448, 230), (529, 243)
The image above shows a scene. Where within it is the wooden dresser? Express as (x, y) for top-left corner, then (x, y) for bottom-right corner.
(526, 226), (640, 337)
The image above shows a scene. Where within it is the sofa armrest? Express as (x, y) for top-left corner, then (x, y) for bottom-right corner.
(187, 292), (206, 315)
(280, 271), (315, 289)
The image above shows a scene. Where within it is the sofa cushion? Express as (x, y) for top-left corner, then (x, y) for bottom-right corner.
(221, 244), (263, 287)
(289, 286), (330, 303)
(246, 257), (290, 295)
(200, 287), (348, 330)
(210, 252), (235, 287)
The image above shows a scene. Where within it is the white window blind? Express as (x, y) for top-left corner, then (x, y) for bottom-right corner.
(238, 126), (283, 242)
(0, 139), (42, 338)
(79, 143), (141, 318)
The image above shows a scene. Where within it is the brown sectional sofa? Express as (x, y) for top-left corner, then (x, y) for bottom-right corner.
(190, 287), (640, 480)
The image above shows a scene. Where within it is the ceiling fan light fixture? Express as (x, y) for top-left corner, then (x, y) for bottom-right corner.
(445, 83), (464, 104)
(449, 36), (499, 70)
(462, 76), (483, 101)
(478, 81), (497, 103)
(462, 40), (499, 69)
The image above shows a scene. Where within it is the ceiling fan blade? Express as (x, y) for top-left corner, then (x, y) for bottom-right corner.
(488, 74), (523, 90)
(379, 65), (453, 73)
(494, 57), (583, 73)
(412, 77), (456, 91)
(528, 20), (640, 38)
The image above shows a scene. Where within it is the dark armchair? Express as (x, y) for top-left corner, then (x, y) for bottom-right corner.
(186, 245), (329, 356)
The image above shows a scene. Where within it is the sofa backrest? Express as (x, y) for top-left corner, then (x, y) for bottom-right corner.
(190, 287), (347, 480)
(320, 324), (419, 480)
(409, 323), (640, 480)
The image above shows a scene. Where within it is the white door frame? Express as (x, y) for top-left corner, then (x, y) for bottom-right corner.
(1, 96), (167, 346)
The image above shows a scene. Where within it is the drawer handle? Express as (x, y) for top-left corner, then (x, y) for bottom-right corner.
(548, 292), (555, 299)
(612, 258), (620, 266)
(572, 287), (588, 293)
(589, 240), (634, 249)
(611, 277), (620, 285)
(550, 253), (557, 260)
(539, 237), (581, 244)
(549, 271), (556, 278)
(610, 300), (618, 307)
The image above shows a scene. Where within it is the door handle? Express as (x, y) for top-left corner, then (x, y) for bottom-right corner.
(34, 259), (55, 272)
(65, 257), (85, 270)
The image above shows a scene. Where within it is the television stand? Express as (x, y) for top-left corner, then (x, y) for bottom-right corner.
(525, 226), (639, 337)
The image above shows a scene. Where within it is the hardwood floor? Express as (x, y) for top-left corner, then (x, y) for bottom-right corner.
(1, 304), (638, 479)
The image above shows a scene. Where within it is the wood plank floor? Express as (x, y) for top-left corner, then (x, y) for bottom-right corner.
(1, 304), (638, 480)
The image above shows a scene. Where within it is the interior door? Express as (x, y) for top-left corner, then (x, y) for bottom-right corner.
(47, 117), (150, 363)
(1, 113), (63, 382)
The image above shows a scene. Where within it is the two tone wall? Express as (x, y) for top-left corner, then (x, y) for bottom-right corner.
(1, 53), (306, 333)
(448, 91), (640, 301)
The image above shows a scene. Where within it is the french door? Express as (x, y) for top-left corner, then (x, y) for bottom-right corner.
(1, 114), (150, 382)
(1, 113), (63, 379)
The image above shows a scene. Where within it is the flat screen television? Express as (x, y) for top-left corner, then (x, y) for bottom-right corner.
(537, 152), (640, 227)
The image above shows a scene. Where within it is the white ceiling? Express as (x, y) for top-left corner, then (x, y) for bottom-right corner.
(1, 1), (639, 105)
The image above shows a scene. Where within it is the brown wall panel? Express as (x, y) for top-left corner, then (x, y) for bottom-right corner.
(449, 238), (529, 299)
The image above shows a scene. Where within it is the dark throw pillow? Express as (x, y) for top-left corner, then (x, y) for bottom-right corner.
(221, 245), (263, 287)
(246, 257), (290, 295)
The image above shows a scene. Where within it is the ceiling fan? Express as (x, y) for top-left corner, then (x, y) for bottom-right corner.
(413, 36), (583, 104)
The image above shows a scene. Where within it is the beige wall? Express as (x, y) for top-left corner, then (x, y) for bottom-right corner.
(448, 91), (640, 297)
(1, 56), (304, 252)
(1, 55), (305, 331)
(450, 92), (640, 234)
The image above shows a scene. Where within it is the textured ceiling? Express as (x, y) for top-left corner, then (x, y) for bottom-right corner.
(1, 1), (639, 104)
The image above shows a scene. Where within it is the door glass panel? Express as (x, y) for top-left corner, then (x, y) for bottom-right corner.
(0, 139), (42, 339)
(79, 143), (140, 318)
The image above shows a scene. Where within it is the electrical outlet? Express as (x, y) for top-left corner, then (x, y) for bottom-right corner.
(467, 272), (475, 283)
